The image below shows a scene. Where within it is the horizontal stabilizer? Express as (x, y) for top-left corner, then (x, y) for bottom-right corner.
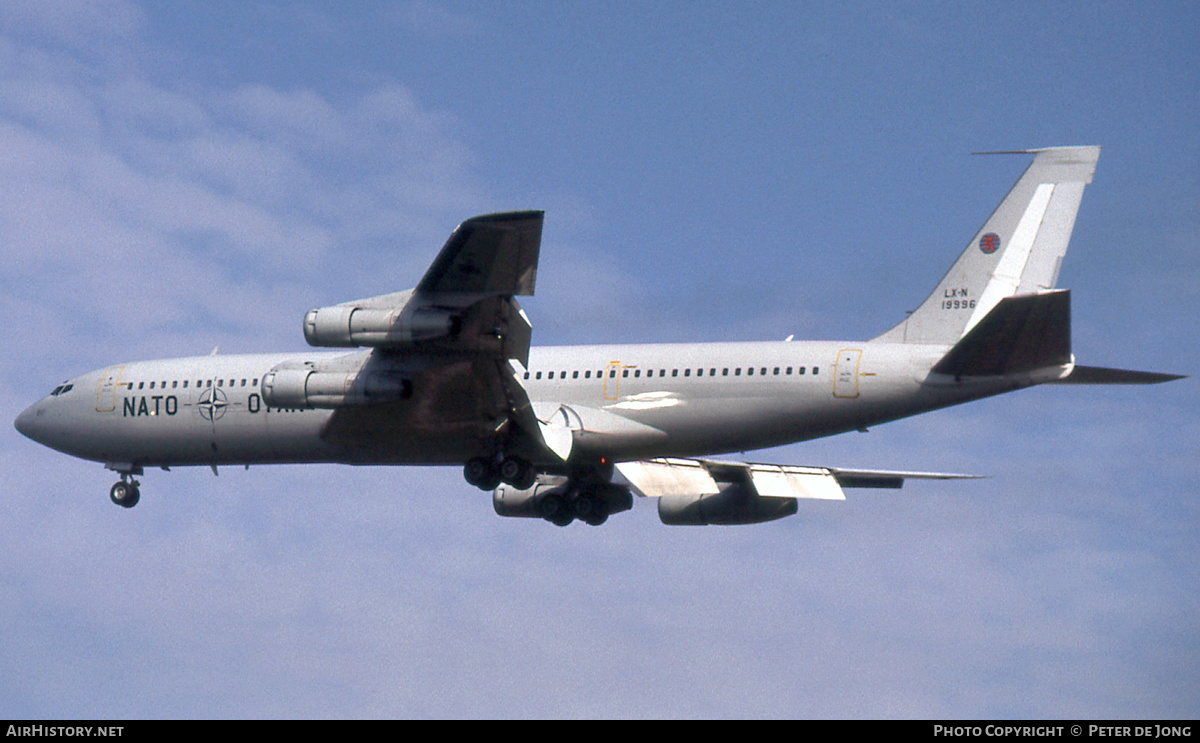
(1047, 365), (1186, 385)
(932, 290), (1071, 378)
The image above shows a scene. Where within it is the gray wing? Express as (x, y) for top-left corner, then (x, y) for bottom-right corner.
(278, 212), (548, 459)
(616, 458), (981, 525)
(417, 211), (543, 296)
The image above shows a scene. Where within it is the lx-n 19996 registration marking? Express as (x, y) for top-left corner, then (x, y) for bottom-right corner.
(942, 288), (975, 310)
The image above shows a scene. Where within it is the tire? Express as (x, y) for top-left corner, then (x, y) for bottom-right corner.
(110, 482), (140, 509)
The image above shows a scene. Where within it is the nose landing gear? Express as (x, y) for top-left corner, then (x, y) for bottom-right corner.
(106, 465), (143, 508)
(109, 477), (140, 508)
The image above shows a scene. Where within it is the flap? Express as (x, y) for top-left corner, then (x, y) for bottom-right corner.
(617, 458), (981, 499)
(616, 458), (846, 501)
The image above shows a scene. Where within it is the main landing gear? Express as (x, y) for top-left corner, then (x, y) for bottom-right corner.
(463, 455), (537, 491)
(481, 456), (634, 527)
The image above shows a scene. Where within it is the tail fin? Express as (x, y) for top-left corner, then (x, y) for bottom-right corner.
(875, 146), (1100, 345)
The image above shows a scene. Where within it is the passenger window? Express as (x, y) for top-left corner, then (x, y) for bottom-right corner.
(684, 369), (690, 377)
(813, 366), (819, 374)
(573, 371), (579, 379)
(585, 371), (591, 379)
(548, 371), (554, 379)
(138, 382), (144, 390)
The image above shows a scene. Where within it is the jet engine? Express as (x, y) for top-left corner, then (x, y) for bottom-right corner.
(657, 484), (798, 526)
(260, 368), (411, 409)
(303, 305), (457, 348)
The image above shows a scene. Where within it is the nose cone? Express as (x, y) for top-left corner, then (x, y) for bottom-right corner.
(14, 401), (49, 444)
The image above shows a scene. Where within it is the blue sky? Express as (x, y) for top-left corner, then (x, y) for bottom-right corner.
(1, 0), (1197, 718)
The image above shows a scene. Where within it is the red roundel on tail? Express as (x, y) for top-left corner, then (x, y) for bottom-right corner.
(979, 233), (1000, 254)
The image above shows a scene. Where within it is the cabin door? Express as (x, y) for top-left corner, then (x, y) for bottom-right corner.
(834, 349), (862, 399)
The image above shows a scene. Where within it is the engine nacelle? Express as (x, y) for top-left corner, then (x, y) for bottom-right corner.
(493, 477), (570, 519)
(658, 484), (798, 526)
(494, 477), (633, 525)
(304, 305), (456, 348)
(261, 368), (411, 409)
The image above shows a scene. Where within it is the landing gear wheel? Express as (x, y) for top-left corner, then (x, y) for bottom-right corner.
(499, 456), (537, 490)
(571, 491), (608, 526)
(539, 492), (573, 527)
(463, 457), (500, 491)
(109, 481), (140, 509)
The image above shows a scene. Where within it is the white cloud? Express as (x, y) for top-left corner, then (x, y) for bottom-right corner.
(0, 0), (145, 50)
(0, 14), (494, 362)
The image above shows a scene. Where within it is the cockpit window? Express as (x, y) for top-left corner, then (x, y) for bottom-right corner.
(49, 383), (73, 396)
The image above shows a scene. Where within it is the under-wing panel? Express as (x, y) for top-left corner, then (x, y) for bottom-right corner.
(318, 357), (514, 461)
(417, 210), (543, 295)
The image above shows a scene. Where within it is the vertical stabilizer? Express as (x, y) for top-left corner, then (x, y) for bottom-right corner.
(874, 146), (1100, 345)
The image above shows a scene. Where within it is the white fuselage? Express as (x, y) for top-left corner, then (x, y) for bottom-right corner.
(15, 339), (1035, 472)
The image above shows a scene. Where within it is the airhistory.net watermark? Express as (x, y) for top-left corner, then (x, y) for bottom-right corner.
(5, 727), (123, 738)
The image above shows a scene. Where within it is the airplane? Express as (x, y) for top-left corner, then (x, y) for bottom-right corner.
(14, 146), (1184, 526)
